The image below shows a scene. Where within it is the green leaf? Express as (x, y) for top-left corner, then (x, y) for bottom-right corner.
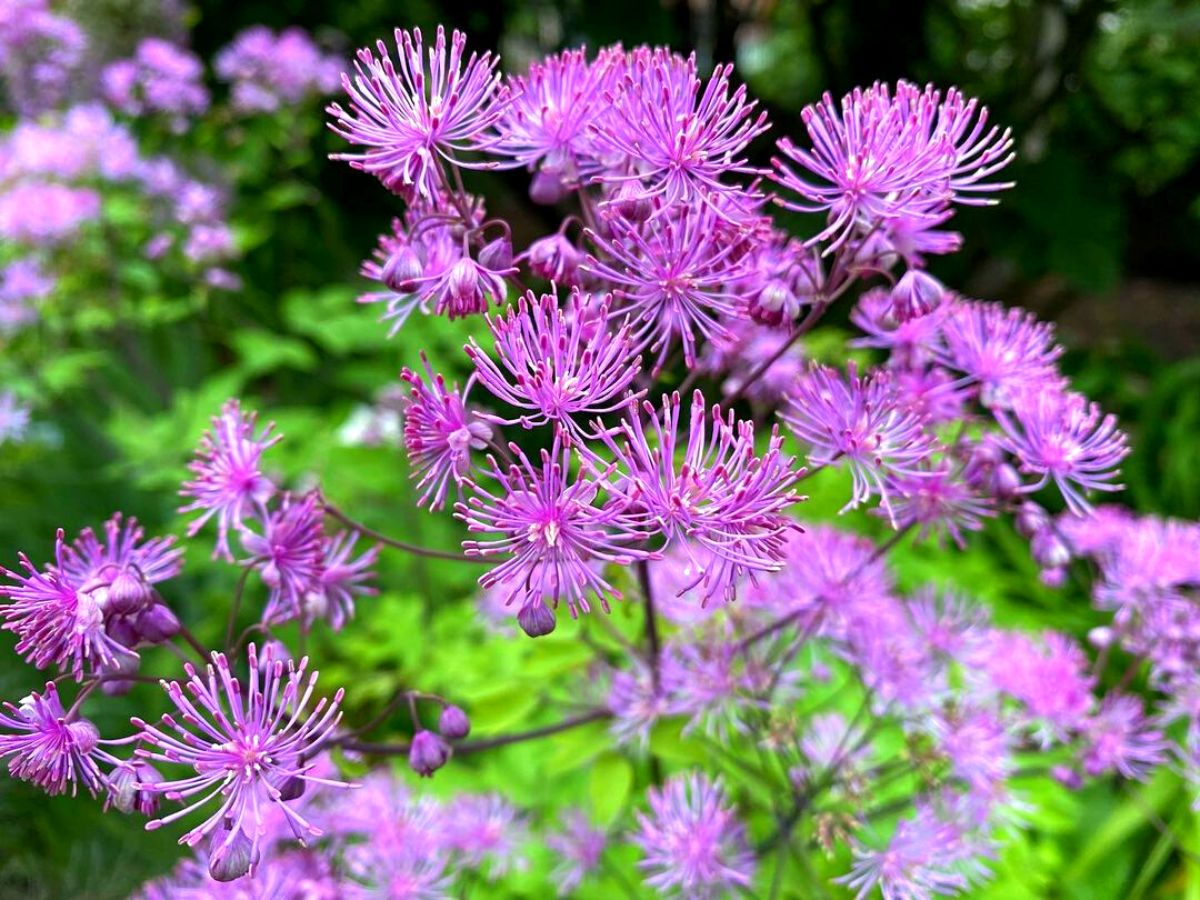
(588, 753), (633, 827)
(231, 330), (318, 376)
(464, 685), (541, 736)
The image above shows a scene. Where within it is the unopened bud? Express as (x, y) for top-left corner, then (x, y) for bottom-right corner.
(530, 168), (569, 205)
(409, 729), (451, 777)
(382, 246), (424, 293)
(438, 704), (471, 740)
(889, 269), (945, 322)
(478, 235), (513, 271)
(518, 599), (556, 638)
(208, 824), (258, 882)
(133, 602), (181, 643)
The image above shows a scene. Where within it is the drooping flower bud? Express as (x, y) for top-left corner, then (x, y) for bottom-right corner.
(1015, 502), (1049, 539)
(409, 729), (451, 777)
(748, 279), (801, 326)
(527, 234), (581, 284)
(107, 568), (153, 615)
(607, 181), (653, 222)
(132, 602), (181, 643)
(478, 235), (514, 271)
(208, 823), (258, 882)
(889, 269), (945, 323)
(67, 719), (100, 755)
(1031, 529), (1071, 569)
(438, 704), (471, 740)
(107, 760), (162, 815)
(530, 168), (569, 205)
(445, 258), (489, 318)
(382, 245), (424, 293)
(518, 598), (556, 638)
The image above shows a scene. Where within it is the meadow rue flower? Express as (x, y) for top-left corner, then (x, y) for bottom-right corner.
(101, 38), (210, 128)
(0, 258), (51, 334)
(465, 289), (642, 435)
(400, 352), (494, 511)
(980, 630), (1094, 737)
(457, 433), (652, 632)
(889, 268), (947, 322)
(0, 0), (86, 115)
(0, 181), (100, 244)
(0, 682), (107, 796)
(886, 467), (995, 548)
(850, 286), (949, 369)
(546, 811), (606, 896)
(60, 513), (183, 616)
(1080, 694), (1167, 780)
(773, 81), (1014, 250)
(106, 759), (163, 816)
(215, 26), (342, 114)
(133, 644), (347, 882)
(608, 661), (676, 748)
(593, 47), (769, 214)
(838, 803), (974, 899)
(328, 26), (508, 200)
(597, 391), (805, 605)
(240, 493), (325, 625)
(439, 793), (529, 877)
(0, 530), (134, 680)
(179, 400), (281, 561)
(583, 202), (750, 369)
(302, 531), (379, 630)
(490, 46), (619, 186)
(524, 232), (584, 284)
(633, 773), (756, 898)
(782, 362), (939, 520)
(700, 319), (808, 406)
(938, 300), (1065, 406)
(996, 388), (1129, 516)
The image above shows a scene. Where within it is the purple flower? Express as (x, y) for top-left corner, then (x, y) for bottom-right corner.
(457, 434), (651, 631)
(782, 363), (938, 519)
(608, 661), (675, 748)
(1, 530), (133, 679)
(546, 811), (606, 896)
(303, 531), (379, 630)
(1080, 694), (1167, 780)
(935, 709), (1013, 791)
(850, 287), (949, 370)
(662, 632), (785, 738)
(889, 269), (948, 322)
(133, 644), (347, 882)
(0, 0), (87, 115)
(598, 391), (805, 605)
(400, 353), (494, 511)
(796, 712), (871, 782)
(593, 48), (768, 213)
(179, 400), (281, 561)
(886, 467), (995, 547)
(838, 803), (973, 899)
(0, 182), (100, 244)
(328, 26), (507, 200)
(216, 26), (342, 114)
(0, 683), (105, 796)
(240, 494), (325, 625)
(439, 793), (528, 878)
(101, 38), (210, 128)
(490, 47), (620, 187)
(0, 259), (52, 335)
(939, 300), (1064, 406)
(584, 204), (750, 369)
(980, 630), (1094, 737)
(465, 290), (641, 435)
(996, 388), (1128, 516)
(632, 773), (756, 898)
(60, 513), (183, 616)
(773, 81), (1013, 250)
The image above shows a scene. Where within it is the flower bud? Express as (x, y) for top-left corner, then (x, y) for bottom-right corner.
(992, 463), (1022, 499)
(133, 602), (181, 643)
(445, 258), (487, 317)
(438, 704), (471, 740)
(272, 757), (306, 801)
(518, 599), (556, 638)
(208, 824), (258, 882)
(889, 269), (945, 323)
(1039, 566), (1066, 588)
(409, 729), (451, 777)
(107, 569), (152, 615)
(107, 760), (162, 815)
(749, 279), (800, 326)
(382, 245), (424, 293)
(478, 235), (513, 271)
(530, 168), (569, 205)
(1031, 529), (1071, 569)
(67, 719), (100, 755)
(1015, 502), (1048, 539)
(527, 234), (581, 284)
(607, 181), (652, 222)
(106, 614), (139, 650)
(1088, 626), (1114, 649)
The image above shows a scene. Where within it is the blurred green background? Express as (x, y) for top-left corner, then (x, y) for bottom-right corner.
(2, 0), (1199, 896)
